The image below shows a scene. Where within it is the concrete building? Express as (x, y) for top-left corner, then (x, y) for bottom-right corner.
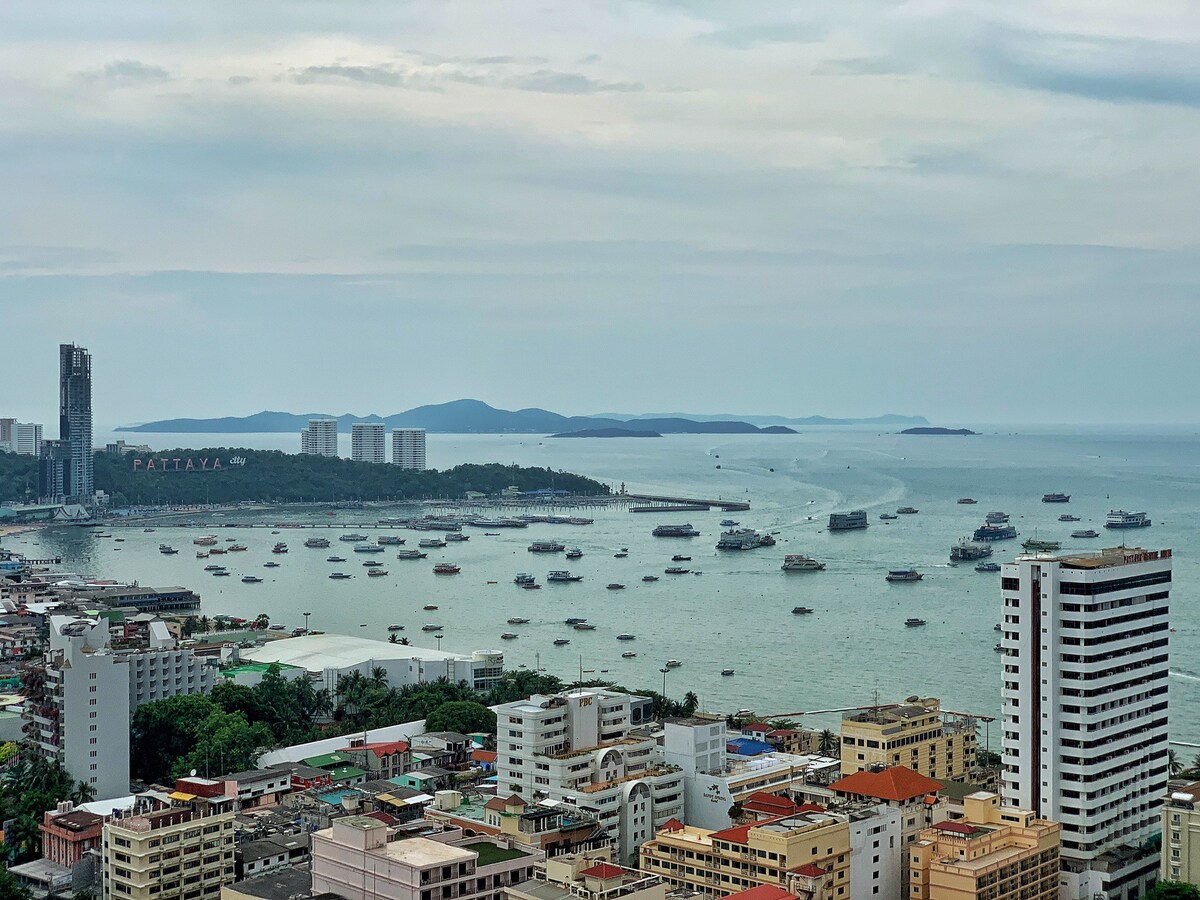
(1162, 780), (1200, 885)
(0, 417), (13, 449)
(494, 689), (685, 864)
(640, 811), (851, 900)
(41, 801), (104, 868)
(839, 698), (976, 781)
(909, 791), (1060, 900)
(338, 737), (413, 781)
(392, 428), (427, 469)
(351, 422), (386, 464)
(38, 438), (73, 503)
(423, 792), (606, 854)
(58, 343), (94, 505)
(508, 848), (666, 900)
(310, 815), (541, 900)
(102, 794), (237, 900)
(128, 619), (216, 710)
(15, 421), (43, 455)
(241, 633), (504, 695)
(300, 418), (338, 457)
(1000, 547), (1171, 900)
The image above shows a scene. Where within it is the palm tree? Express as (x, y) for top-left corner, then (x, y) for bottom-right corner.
(70, 779), (96, 804)
(370, 667), (389, 686)
(817, 729), (839, 757)
(1193, 753), (1200, 772)
(388, 633), (399, 644)
(1169, 749), (1184, 776)
(198, 615), (211, 634)
(398, 637), (411, 646)
(683, 692), (699, 715)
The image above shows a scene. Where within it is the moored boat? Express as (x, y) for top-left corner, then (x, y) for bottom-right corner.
(507, 617), (530, 624)
(664, 567), (690, 575)
(905, 618), (926, 627)
(396, 550), (428, 559)
(433, 563), (460, 574)
(957, 498), (977, 504)
(1071, 529), (1100, 539)
(1105, 510), (1151, 529)
(653, 523), (701, 537)
(721, 668), (735, 676)
(328, 572), (352, 579)
(241, 575), (262, 583)
(617, 633), (636, 641)
(547, 570), (583, 582)
(886, 568), (923, 582)
(1021, 538), (1061, 551)
(642, 575), (659, 582)
(1042, 493), (1071, 503)
(529, 541), (565, 553)
(975, 562), (1001, 572)
(896, 506), (918, 515)
(950, 540), (993, 561)
(973, 524), (1018, 541)
(421, 624), (443, 631)
(304, 537), (331, 549)
(792, 606), (814, 615)
(1058, 514), (1080, 522)
(606, 583), (625, 590)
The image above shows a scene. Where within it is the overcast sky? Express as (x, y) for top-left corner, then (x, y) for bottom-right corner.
(3, 1), (1198, 426)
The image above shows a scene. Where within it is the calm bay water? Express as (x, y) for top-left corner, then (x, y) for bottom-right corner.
(14, 428), (1200, 746)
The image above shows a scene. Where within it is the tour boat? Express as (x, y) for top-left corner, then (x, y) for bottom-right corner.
(792, 607), (814, 615)
(1041, 493), (1071, 503)
(422, 624), (443, 631)
(1105, 510), (1151, 529)
(241, 575), (262, 583)
(433, 563), (460, 575)
(328, 572), (352, 579)
(1071, 529), (1100, 539)
(905, 618), (927, 627)
(782, 554), (825, 572)
(886, 568), (923, 582)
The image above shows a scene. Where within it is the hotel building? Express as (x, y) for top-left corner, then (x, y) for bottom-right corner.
(1000, 547), (1171, 900)
(392, 428), (427, 469)
(351, 422), (386, 464)
(300, 418), (338, 457)
(14, 421), (42, 455)
(839, 698), (976, 782)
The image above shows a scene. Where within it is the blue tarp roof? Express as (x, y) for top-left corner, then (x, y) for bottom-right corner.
(726, 737), (774, 756)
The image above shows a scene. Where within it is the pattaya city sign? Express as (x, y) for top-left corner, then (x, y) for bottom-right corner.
(132, 456), (247, 472)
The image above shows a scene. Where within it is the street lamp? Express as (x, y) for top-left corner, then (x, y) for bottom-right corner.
(659, 666), (669, 702)
(435, 634), (443, 652)
(303, 611), (311, 633)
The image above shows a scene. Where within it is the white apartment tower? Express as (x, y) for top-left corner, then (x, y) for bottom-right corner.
(1000, 546), (1171, 900)
(495, 689), (684, 865)
(15, 422), (43, 455)
(351, 422), (386, 463)
(392, 428), (427, 469)
(301, 418), (339, 457)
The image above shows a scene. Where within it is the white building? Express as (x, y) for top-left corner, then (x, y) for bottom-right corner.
(494, 690), (685, 864)
(300, 418), (338, 457)
(241, 633), (504, 695)
(1001, 546), (1171, 900)
(847, 803), (903, 900)
(392, 428), (427, 470)
(351, 422), (386, 464)
(15, 422), (43, 455)
(128, 620), (216, 709)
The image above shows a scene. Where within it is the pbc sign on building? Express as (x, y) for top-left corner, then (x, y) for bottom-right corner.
(132, 456), (247, 472)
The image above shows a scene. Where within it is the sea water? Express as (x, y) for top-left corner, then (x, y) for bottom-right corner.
(15, 427), (1200, 747)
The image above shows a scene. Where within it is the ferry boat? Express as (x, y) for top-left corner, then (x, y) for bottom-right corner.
(507, 617), (530, 624)
(665, 659), (683, 668)
(1058, 514), (1080, 522)
(664, 567), (690, 575)
(957, 498), (977, 505)
(433, 563), (460, 575)
(1021, 538), (1061, 551)
(653, 524), (700, 537)
(501, 632), (518, 640)
(1105, 510), (1151, 529)
(717, 528), (773, 550)
(377, 536), (405, 545)
(547, 570), (583, 582)
(792, 606), (814, 615)
(193, 536), (218, 546)
(975, 562), (1001, 572)
(529, 541), (565, 553)
(606, 583), (625, 590)
(985, 511), (1009, 524)
(886, 568), (923, 582)
(622, 651), (637, 658)
(828, 510), (869, 531)
(418, 538), (447, 549)
(950, 541), (993, 561)
(905, 618), (927, 627)
(159, 545), (178, 555)
(445, 533), (470, 542)
(672, 555), (692, 562)
(973, 524), (1018, 541)
(241, 575), (263, 583)
(617, 633), (636, 640)
(305, 537), (331, 549)
(514, 573), (536, 585)
(565, 548), (583, 559)
(642, 575), (659, 582)
(1071, 529), (1100, 539)
(782, 555), (825, 572)
(721, 669), (735, 677)
(553, 639), (570, 646)
(1042, 493), (1071, 503)
(897, 507), (919, 515)
(328, 572), (352, 579)
(353, 544), (384, 553)
(339, 533), (370, 542)
(272, 543), (288, 554)
(879, 513), (898, 521)
(421, 624), (444, 631)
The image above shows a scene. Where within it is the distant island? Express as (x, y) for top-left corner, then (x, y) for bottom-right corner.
(550, 428), (662, 439)
(900, 427), (977, 436)
(117, 399), (800, 436)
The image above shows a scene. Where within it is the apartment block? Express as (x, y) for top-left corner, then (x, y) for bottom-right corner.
(15, 421), (43, 455)
(41, 801), (104, 867)
(392, 428), (427, 469)
(1161, 782), (1200, 886)
(300, 418), (338, 457)
(351, 422), (386, 463)
(495, 689), (684, 864)
(909, 791), (1060, 900)
(508, 848), (666, 900)
(640, 810), (851, 900)
(840, 698), (976, 781)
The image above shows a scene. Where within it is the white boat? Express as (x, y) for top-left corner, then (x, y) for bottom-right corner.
(387, 624), (404, 631)
(665, 659), (683, 668)
(886, 568), (923, 583)
(1105, 510), (1151, 529)
(905, 618), (927, 627)
(418, 538), (446, 548)
(1071, 529), (1100, 539)
(781, 554), (825, 572)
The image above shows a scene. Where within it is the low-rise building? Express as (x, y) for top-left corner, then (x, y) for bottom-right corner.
(412, 731), (471, 769)
(423, 791), (605, 854)
(839, 699), (976, 781)
(1162, 780), (1200, 886)
(508, 848), (665, 900)
(219, 864), (314, 900)
(909, 791), (1060, 900)
(640, 810), (852, 900)
(339, 738), (412, 780)
(41, 801), (104, 867)
(310, 815), (542, 900)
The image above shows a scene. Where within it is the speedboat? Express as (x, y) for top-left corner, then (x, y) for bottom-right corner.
(241, 575), (262, 583)
(573, 622), (596, 630)
(665, 659), (683, 668)
(886, 568), (923, 582)
(792, 607), (814, 615)
(422, 624), (443, 631)
(721, 668), (734, 676)
(905, 618), (927, 627)
(622, 651), (637, 658)
(613, 552), (628, 558)
(617, 633), (636, 641)
(423, 604), (438, 610)
(975, 562), (1001, 572)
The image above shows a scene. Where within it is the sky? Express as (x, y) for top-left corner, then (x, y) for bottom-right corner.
(3, 1), (1200, 426)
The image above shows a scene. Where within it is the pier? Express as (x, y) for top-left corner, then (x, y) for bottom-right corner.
(623, 493), (751, 513)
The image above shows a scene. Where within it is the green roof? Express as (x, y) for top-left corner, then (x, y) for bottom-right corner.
(328, 765), (367, 782)
(464, 842), (530, 867)
(304, 752), (352, 769)
(934, 779), (990, 801)
(221, 662), (303, 677)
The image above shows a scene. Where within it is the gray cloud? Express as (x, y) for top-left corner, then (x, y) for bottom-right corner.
(499, 69), (642, 94)
(291, 64), (414, 88)
(227, 75), (254, 85)
(77, 59), (172, 86)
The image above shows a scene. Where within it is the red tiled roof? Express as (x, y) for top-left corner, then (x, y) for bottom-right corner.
(710, 815), (789, 844)
(341, 740), (411, 758)
(660, 818), (685, 833)
(483, 798), (508, 811)
(741, 792), (823, 817)
(580, 863), (626, 880)
(724, 886), (795, 900)
(742, 722), (771, 733)
(791, 864), (827, 878)
(471, 750), (497, 764)
(933, 821), (977, 835)
(829, 766), (943, 803)
(768, 729), (802, 738)
(365, 811), (398, 825)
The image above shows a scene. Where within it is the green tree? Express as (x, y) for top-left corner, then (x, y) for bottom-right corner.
(424, 701), (497, 736)
(172, 710), (273, 779)
(1169, 748), (1184, 776)
(728, 801), (744, 823)
(131, 694), (221, 782)
(683, 692), (699, 715)
(0, 865), (32, 899)
(817, 729), (839, 757)
(976, 749), (1002, 768)
(1147, 883), (1200, 900)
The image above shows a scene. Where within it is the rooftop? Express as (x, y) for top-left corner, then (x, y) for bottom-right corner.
(463, 840), (531, 867)
(243, 633), (480, 670)
(580, 862), (626, 880)
(1030, 546), (1170, 570)
(830, 766), (943, 803)
(223, 865), (312, 900)
(724, 886), (796, 900)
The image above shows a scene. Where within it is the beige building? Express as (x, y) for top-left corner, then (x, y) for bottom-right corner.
(310, 816), (541, 900)
(508, 848), (665, 900)
(102, 797), (237, 900)
(840, 698), (976, 781)
(909, 791), (1060, 900)
(640, 811), (851, 900)
(1163, 781), (1200, 885)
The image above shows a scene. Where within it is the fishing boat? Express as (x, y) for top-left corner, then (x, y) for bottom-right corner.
(421, 624), (444, 632)
(975, 562), (1001, 572)
(792, 606), (814, 614)
(782, 554), (825, 572)
(396, 550), (428, 559)
(905, 618), (927, 627)
(328, 572), (352, 579)
(1071, 529), (1100, 539)
(617, 633), (636, 641)
(886, 568), (923, 582)
(522, 582), (541, 590)
(241, 575), (263, 583)
(721, 668), (735, 676)
(671, 555), (692, 562)
(664, 567), (690, 575)
(433, 563), (460, 575)
(1021, 538), (1061, 551)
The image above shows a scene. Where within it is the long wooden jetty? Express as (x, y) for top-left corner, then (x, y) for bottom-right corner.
(623, 493), (750, 512)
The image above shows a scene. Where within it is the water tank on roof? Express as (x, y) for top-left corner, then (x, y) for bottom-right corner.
(435, 790), (463, 811)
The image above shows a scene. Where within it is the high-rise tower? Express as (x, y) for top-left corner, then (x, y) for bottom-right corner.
(58, 344), (93, 504)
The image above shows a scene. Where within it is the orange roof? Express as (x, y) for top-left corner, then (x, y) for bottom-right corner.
(483, 798), (508, 812)
(710, 815), (789, 844)
(341, 740), (410, 758)
(471, 749), (497, 764)
(829, 766), (943, 802)
(742, 792), (823, 817)
(660, 818), (685, 833)
(580, 863), (626, 880)
(791, 863), (827, 878)
(724, 886), (796, 900)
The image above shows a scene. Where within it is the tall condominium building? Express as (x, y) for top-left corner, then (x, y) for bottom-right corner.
(351, 422), (386, 463)
(59, 343), (93, 504)
(1000, 547), (1171, 900)
(38, 439), (73, 504)
(392, 428), (427, 469)
(0, 417), (13, 451)
(839, 697), (977, 781)
(494, 689), (684, 864)
(300, 418), (338, 457)
(15, 421), (43, 455)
